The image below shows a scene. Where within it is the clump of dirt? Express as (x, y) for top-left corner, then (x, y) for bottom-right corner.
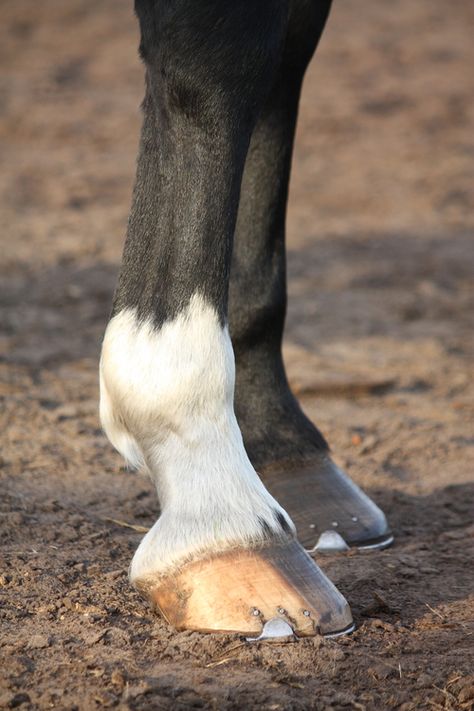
(1, 0), (473, 709)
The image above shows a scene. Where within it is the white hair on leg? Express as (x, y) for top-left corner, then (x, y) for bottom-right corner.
(99, 370), (144, 470)
(99, 293), (294, 581)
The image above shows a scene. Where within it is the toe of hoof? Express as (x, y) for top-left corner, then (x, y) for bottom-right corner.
(309, 529), (394, 555)
(312, 530), (350, 553)
(261, 454), (393, 552)
(134, 539), (353, 638)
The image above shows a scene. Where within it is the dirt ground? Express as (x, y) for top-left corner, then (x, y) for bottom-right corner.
(1, 1), (474, 709)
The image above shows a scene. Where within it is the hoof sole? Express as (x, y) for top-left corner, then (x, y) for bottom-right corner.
(134, 539), (353, 637)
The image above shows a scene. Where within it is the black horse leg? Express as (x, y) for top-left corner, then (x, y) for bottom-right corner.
(230, 0), (392, 552)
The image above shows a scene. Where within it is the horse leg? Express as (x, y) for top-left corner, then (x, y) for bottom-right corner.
(100, 0), (353, 636)
(230, 0), (392, 553)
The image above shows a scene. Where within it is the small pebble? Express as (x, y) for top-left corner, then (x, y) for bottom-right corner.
(8, 692), (31, 708)
(27, 634), (50, 650)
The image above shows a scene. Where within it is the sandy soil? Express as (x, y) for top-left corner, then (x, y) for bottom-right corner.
(1, 1), (474, 709)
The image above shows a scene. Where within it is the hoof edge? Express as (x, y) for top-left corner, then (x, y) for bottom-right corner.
(135, 539), (353, 637)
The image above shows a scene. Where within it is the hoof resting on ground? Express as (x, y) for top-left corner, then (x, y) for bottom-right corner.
(261, 455), (393, 552)
(134, 539), (353, 637)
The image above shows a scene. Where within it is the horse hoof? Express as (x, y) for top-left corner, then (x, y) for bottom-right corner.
(133, 539), (354, 637)
(260, 454), (393, 553)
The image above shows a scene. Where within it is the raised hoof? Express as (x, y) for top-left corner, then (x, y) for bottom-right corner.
(260, 454), (393, 553)
(134, 540), (353, 638)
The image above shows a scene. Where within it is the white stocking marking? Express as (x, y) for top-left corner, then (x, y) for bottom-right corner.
(100, 294), (294, 580)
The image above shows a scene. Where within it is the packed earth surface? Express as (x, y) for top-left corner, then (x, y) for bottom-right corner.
(1, 1), (474, 709)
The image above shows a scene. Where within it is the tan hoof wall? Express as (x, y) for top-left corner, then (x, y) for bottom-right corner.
(135, 540), (353, 637)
